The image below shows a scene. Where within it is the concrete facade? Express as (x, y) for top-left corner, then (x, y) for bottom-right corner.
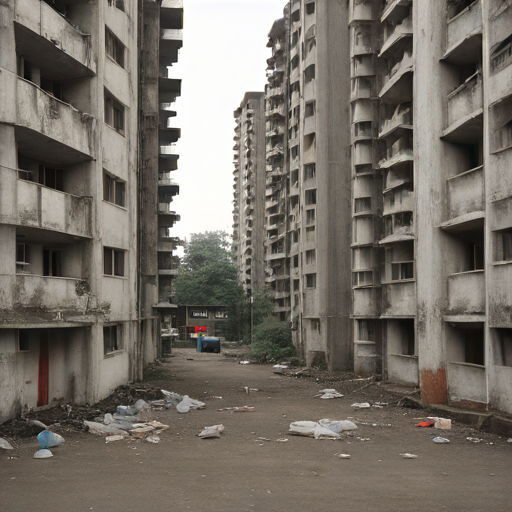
(233, 0), (512, 414)
(232, 93), (267, 295)
(0, 0), (183, 423)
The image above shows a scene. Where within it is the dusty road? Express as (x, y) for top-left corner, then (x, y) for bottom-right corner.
(1, 348), (512, 512)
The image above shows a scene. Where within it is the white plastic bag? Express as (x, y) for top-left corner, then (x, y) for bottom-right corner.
(318, 419), (357, 433)
(199, 424), (225, 439)
(84, 420), (126, 435)
(319, 389), (344, 399)
(34, 449), (53, 459)
(0, 438), (14, 450)
(177, 395), (205, 414)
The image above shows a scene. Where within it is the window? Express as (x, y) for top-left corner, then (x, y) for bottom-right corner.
(497, 119), (512, 151)
(353, 271), (373, 287)
(43, 249), (63, 277)
(355, 197), (372, 213)
(306, 226), (316, 242)
(306, 2), (315, 14)
(104, 92), (125, 134)
(105, 28), (125, 68)
(494, 328), (512, 367)
(104, 247), (125, 277)
(293, 230), (300, 243)
(304, 64), (316, 83)
(304, 163), (316, 180)
(38, 166), (64, 192)
(306, 209), (316, 224)
(306, 249), (316, 265)
(391, 261), (414, 281)
(17, 330), (30, 352)
(311, 318), (320, 331)
(293, 279), (300, 291)
(104, 324), (122, 354)
(305, 101), (316, 118)
(502, 229), (512, 261)
(293, 255), (299, 268)
(16, 243), (30, 271)
(108, 0), (125, 12)
(305, 189), (317, 205)
(400, 320), (415, 356)
(103, 171), (126, 207)
(357, 320), (374, 341)
(306, 273), (317, 288)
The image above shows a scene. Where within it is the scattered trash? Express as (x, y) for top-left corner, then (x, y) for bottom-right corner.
(318, 389), (344, 399)
(466, 437), (483, 443)
(417, 417), (451, 429)
(146, 436), (160, 444)
(84, 421), (126, 436)
(356, 437), (370, 442)
(357, 422), (392, 428)
(257, 437), (271, 442)
(198, 424), (225, 439)
(105, 435), (126, 443)
(276, 438), (288, 442)
(0, 438), (14, 450)
(508, 438), (512, 443)
(34, 449), (53, 459)
(250, 389), (260, 392)
(318, 419), (358, 433)
(37, 431), (64, 449)
(218, 406), (255, 412)
(400, 453), (418, 459)
(177, 395), (206, 414)
(433, 437), (450, 444)
(335, 453), (351, 459)
(351, 403), (371, 409)
(273, 365), (289, 369)
(417, 419), (435, 428)
(239, 361), (250, 365)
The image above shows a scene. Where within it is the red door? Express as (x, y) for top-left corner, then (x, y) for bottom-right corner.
(37, 332), (49, 407)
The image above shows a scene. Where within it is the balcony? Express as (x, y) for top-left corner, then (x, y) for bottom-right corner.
(159, 144), (179, 172)
(381, 281), (416, 317)
(14, 0), (96, 81)
(447, 362), (486, 404)
(383, 189), (414, 216)
(15, 176), (92, 238)
(349, 0), (373, 24)
(379, 136), (413, 170)
(11, 77), (93, 164)
(379, 104), (412, 139)
(352, 54), (375, 78)
(379, 51), (413, 103)
(159, 77), (182, 103)
(158, 268), (178, 276)
(160, 28), (183, 64)
(158, 210), (180, 228)
(267, 85), (285, 98)
(443, 72), (483, 144)
(447, 166), (484, 220)
(447, 270), (485, 315)
(161, 0), (184, 30)
(158, 174), (179, 198)
(15, 274), (87, 310)
(381, 0), (411, 24)
(267, 252), (286, 261)
(443, 0), (482, 65)
(379, 14), (412, 58)
(353, 140), (374, 167)
(304, 115), (316, 136)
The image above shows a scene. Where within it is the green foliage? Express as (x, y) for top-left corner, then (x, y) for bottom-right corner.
(248, 317), (295, 362)
(174, 231), (275, 341)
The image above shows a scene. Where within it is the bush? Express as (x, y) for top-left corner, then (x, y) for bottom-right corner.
(247, 317), (295, 363)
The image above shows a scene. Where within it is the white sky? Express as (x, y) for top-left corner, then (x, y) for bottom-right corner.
(167, 0), (284, 247)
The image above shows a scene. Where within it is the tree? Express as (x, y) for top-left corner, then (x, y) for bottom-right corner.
(174, 231), (274, 341)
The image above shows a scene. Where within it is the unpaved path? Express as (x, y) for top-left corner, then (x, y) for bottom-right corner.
(1, 348), (512, 512)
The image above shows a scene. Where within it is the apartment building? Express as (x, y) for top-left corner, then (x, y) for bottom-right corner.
(234, 0), (512, 414)
(263, 1), (353, 370)
(232, 93), (266, 295)
(0, 0), (183, 423)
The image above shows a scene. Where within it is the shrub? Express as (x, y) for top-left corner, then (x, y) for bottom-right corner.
(247, 317), (295, 362)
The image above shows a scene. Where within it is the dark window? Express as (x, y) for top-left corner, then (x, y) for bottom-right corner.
(355, 197), (372, 213)
(305, 101), (315, 118)
(306, 2), (315, 15)
(38, 166), (64, 192)
(104, 247), (125, 277)
(306, 273), (316, 288)
(293, 255), (299, 268)
(105, 28), (125, 68)
(16, 243), (30, 264)
(305, 189), (317, 205)
(18, 330), (30, 352)
(391, 262), (414, 281)
(103, 324), (122, 354)
(304, 163), (316, 180)
(43, 249), (63, 277)
(103, 171), (126, 207)
(104, 92), (125, 134)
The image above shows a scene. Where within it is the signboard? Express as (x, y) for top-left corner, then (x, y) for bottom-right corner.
(195, 326), (207, 333)
(214, 310), (228, 319)
(190, 310), (208, 319)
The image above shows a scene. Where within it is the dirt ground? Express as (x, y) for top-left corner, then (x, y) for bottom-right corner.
(1, 348), (512, 512)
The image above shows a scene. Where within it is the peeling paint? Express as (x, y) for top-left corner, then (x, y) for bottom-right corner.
(420, 368), (448, 405)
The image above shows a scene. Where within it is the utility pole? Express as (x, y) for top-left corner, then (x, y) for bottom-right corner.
(250, 295), (254, 344)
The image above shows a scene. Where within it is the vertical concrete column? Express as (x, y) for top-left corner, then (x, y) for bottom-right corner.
(316, 0), (353, 371)
(414, 0), (455, 404)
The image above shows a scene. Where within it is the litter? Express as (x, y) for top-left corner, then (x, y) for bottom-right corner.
(335, 454), (351, 459)
(160, 390), (183, 405)
(318, 389), (344, 399)
(289, 421), (340, 439)
(177, 395), (206, 414)
(433, 417), (452, 429)
(417, 419), (435, 428)
(106, 435), (126, 443)
(352, 403), (371, 409)
(250, 389), (260, 392)
(318, 419), (358, 433)
(117, 405), (138, 416)
(432, 437), (450, 444)
(239, 361), (250, 365)
(508, 438), (512, 443)
(400, 453), (418, 459)
(273, 365), (289, 369)
(356, 437), (370, 442)
(34, 449), (53, 459)
(146, 436), (160, 444)
(218, 406), (255, 412)
(276, 438), (288, 442)
(257, 437), (271, 442)
(466, 437), (483, 443)
(198, 424), (225, 439)
(84, 421), (126, 436)
(0, 438), (14, 450)
(37, 431), (64, 449)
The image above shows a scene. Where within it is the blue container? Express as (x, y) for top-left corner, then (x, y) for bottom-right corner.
(201, 337), (221, 353)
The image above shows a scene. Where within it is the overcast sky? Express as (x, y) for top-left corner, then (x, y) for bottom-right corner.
(168, 0), (284, 247)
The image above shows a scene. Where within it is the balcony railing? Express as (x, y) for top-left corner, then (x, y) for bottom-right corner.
(447, 270), (485, 315)
(445, 0), (482, 59)
(447, 166), (484, 220)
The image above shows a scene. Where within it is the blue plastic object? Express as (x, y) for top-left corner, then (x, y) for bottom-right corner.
(37, 431), (64, 449)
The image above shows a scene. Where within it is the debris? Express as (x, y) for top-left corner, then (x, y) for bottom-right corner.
(146, 436), (160, 444)
(257, 437), (271, 442)
(0, 438), (14, 450)
(318, 389), (344, 399)
(250, 389), (260, 392)
(508, 438), (512, 443)
(417, 419), (435, 428)
(117, 405), (137, 416)
(28, 420), (48, 432)
(218, 406), (255, 412)
(239, 361), (250, 365)
(198, 424), (225, 439)
(356, 437), (370, 442)
(34, 449), (53, 459)
(352, 403), (371, 409)
(289, 421), (340, 440)
(335, 454), (351, 459)
(276, 438), (288, 442)
(273, 364), (289, 369)
(432, 437), (450, 444)
(244, 386), (249, 394)
(106, 435), (126, 443)
(433, 417), (452, 430)
(37, 431), (64, 449)
(177, 395), (206, 414)
(318, 419), (358, 433)
(400, 453), (418, 459)
(84, 421), (126, 436)
(466, 437), (483, 443)
(160, 390), (183, 405)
